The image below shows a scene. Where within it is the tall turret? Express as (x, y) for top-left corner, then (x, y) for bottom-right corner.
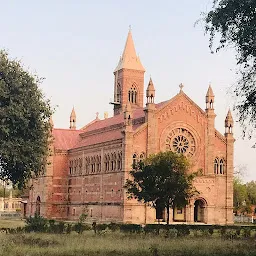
(124, 101), (133, 126)
(206, 85), (215, 110)
(224, 108), (235, 224)
(225, 109), (234, 135)
(205, 85), (216, 175)
(145, 77), (157, 156)
(111, 28), (145, 116)
(69, 107), (76, 130)
(146, 77), (155, 104)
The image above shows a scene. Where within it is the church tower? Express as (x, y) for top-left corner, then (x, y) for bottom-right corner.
(111, 29), (145, 116)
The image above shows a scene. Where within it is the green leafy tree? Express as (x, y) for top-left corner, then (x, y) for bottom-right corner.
(246, 181), (256, 205)
(233, 177), (250, 214)
(204, 0), (256, 139)
(0, 50), (52, 188)
(125, 151), (197, 225)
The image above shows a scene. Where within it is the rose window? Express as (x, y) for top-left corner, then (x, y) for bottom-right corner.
(166, 128), (196, 157)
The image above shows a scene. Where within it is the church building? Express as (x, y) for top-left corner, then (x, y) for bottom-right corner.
(28, 30), (234, 224)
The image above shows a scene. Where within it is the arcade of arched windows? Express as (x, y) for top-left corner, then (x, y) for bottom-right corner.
(214, 157), (226, 175)
(69, 158), (83, 175)
(132, 152), (145, 168)
(69, 151), (122, 176)
(104, 151), (122, 172)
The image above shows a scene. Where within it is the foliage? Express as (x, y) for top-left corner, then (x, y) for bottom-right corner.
(25, 214), (48, 232)
(233, 177), (250, 213)
(246, 181), (256, 205)
(125, 151), (197, 224)
(233, 177), (256, 214)
(0, 50), (52, 188)
(73, 212), (89, 234)
(204, 0), (256, 139)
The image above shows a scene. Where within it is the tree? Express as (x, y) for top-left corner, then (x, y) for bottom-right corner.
(125, 151), (197, 225)
(233, 177), (249, 214)
(246, 181), (256, 205)
(204, 0), (256, 139)
(0, 50), (52, 188)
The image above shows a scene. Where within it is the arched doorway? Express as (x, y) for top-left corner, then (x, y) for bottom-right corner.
(194, 199), (207, 223)
(35, 196), (41, 216)
(155, 200), (165, 221)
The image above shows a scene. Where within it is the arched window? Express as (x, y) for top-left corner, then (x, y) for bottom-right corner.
(69, 160), (73, 175)
(214, 158), (219, 174)
(85, 157), (90, 174)
(219, 159), (225, 174)
(128, 84), (137, 104)
(36, 196), (41, 216)
(116, 83), (121, 103)
(132, 154), (137, 169)
(117, 152), (122, 170)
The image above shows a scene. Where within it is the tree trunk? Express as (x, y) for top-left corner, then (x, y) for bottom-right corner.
(166, 204), (170, 225)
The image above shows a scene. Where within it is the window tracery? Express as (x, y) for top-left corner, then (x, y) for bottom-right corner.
(214, 158), (225, 175)
(128, 84), (138, 104)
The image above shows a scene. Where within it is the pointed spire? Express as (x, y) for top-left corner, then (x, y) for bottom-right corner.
(114, 29), (145, 72)
(225, 109), (234, 134)
(206, 85), (214, 102)
(70, 106), (76, 119)
(70, 106), (76, 130)
(225, 109), (234, 126)
(206, 84), (215, 110)
(49, 116), (54, 130)
(146, 77), (155, 103)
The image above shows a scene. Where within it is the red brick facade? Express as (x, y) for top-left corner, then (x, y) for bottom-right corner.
(28, 30), (234, 224)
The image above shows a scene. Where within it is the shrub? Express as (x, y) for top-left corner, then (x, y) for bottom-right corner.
(107, 222), (119, 232)
(176, 225), (190, 237)
(66, 224), (72, 234)
(119, 224), (142, 233)
(25, 214), (48, 232)
(73, 222), (85, 234)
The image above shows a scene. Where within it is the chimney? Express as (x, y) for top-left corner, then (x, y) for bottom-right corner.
(104, 112), (108, 119)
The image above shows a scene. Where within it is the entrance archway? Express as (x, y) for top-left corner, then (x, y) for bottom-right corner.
(155, 200), (165, 221)
(194, 199), (207, 223)
(35, 196), (41, 216)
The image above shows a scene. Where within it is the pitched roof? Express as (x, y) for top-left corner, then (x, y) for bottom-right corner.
(114, 30), (145, 72)
(52, 129), (82, 150)
(73, 129), (123, 149)
(52, 92), (207, 151)
(82, 108), (145, 133)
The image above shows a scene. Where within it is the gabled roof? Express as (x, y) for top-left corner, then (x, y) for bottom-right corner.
(156, 91), (206, 116)
(52, 91), (209, 151)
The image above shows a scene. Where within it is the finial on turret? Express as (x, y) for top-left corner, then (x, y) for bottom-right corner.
(179, 83), (184, 92)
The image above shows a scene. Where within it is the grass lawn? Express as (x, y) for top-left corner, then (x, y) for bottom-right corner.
(0, 231), (255, 256)
(0, 219), (25, 229)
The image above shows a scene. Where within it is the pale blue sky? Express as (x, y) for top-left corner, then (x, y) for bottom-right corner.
(0, 1), (254, 181)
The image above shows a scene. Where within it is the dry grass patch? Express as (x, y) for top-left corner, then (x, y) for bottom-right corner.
(0, 232), (255, 256)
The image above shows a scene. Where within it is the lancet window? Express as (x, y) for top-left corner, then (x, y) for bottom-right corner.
(214, 158), (225, 175)
(128, 84), (137, 104)
(117, 152), (122, 170)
